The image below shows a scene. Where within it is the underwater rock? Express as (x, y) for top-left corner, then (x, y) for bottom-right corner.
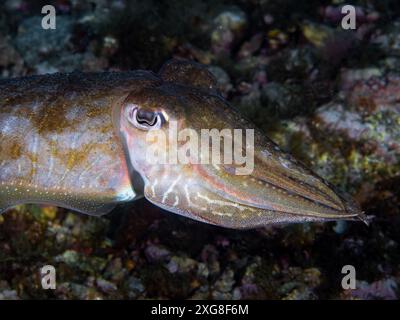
(3, 0), (27, 13)
(340, 68), (383, 90)
(283, 287), (316, 300)
(96, 278), (118, 294)
(346, 74), (400, 108)
(333, 220), (348, 234)
(302, 22), (333, 48)
(238, 33), (264, 59)
(201, 245), (220, 277)
(278, 268), (321, 300)
(0, 33), (24, 77)
(315, 101), (399, 161)
(273, 70), (400, 193)
(57, 282), (103, 299)
(0, 289), (19, 300)
(212, 269), (235, 299)
(211, 7), (247, 57)
(196, 262), (210, 279)
(166, 256), (197, 274)
(261, 82), (309, 119)
(13, 15), (105, 73)
(266, 28), (288, 51)
(345, 278), (398, 300)
(14, 16), (75, 73)
(232, 258), (263, 299)
(0, 280), (19, 300)
(315, 74), (400, 179)
(55, 250), (80, 268)
(372, 20), (400, 56)
(126, 276), (145, 299)
(302, 21), (360, 66)
(104, 258), (127, 283)
(266, 46), (316, 84)
(145, 244), (171, 263)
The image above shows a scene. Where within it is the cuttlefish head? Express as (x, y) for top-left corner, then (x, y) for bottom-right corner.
(118, 59), (368, 229)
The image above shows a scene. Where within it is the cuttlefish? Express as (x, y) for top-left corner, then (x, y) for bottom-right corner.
(0, 59), (367, 228)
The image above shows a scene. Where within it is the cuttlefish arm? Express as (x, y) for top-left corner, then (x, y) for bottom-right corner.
(180, 93), (364, 227)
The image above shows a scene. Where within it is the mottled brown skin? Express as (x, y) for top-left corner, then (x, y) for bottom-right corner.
(0, 70), (159, 214)
(0, 60), (367, 228)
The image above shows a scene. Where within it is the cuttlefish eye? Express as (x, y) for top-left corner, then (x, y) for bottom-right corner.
(126, 104), (165, 130)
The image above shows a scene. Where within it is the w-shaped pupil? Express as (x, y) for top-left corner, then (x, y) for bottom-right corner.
(136, 109), (157, 126)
